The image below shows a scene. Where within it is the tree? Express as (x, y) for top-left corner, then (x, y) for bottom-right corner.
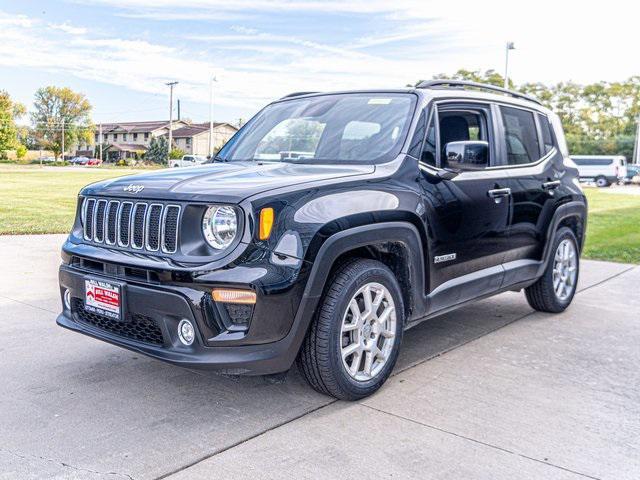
(15, 144), (27, 159)
(0, 90), (26, 151)
(145, 136), (168, 164)
(169, 147), (186, 159)
(31, 86), (92, 159)
(413, 71), (640, 158)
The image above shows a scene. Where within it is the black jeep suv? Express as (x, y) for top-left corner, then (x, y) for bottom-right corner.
(58, 80), (587, 400)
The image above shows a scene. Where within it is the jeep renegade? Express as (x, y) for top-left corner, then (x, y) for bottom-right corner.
(57, 80), (587, 400)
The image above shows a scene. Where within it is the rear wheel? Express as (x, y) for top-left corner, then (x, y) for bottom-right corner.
(525, 227), (579, 313)
(297, 259), (404, 400)
(595, 176), (610, 187)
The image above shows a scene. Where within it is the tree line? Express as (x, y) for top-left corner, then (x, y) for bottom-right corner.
(420, 69), (640, 160)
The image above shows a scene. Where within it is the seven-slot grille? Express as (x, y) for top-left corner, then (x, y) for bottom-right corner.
(83, 198), (180, 254)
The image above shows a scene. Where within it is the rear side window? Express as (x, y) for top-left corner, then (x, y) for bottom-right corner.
(538, 114), (555, 155)
(500, 106), (540, 165)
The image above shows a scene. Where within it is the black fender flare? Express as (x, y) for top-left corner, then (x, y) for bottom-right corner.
(536, 200), (587, 277)
(277, 221), (426, 369)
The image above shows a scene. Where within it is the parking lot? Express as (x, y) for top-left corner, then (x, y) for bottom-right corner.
(1, 234), (638, 479)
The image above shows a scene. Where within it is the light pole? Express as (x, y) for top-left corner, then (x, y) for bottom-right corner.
(504, 42), (515, 89)
(208, 75), (217, 159)
(166, 81), (178, 165)
(99, 123), (103, 163)
(633, 115), (640, 165)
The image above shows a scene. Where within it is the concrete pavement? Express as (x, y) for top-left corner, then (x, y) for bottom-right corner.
(0, 234), (637, 479)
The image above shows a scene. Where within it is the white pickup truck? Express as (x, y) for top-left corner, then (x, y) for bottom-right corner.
(168, 155), (208, 168)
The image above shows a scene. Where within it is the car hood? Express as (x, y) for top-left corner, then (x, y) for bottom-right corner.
(81, 161), (376, 203)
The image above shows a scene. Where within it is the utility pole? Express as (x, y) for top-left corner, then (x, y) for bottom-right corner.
(166, 81), (178, 165)
(61, 117), (65, 162)
(99, 123), (103, 163)
(504, 42), (515, 89)
(208, 75), (217, 159)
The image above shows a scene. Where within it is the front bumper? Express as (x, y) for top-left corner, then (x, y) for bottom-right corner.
(57, 258), (313, 375)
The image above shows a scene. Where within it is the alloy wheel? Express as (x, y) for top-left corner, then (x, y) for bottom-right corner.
(552, 238), (577, 301)
(340, 282), (397, 381)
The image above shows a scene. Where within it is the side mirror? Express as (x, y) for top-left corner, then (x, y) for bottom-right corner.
(444, 141), (489, 171)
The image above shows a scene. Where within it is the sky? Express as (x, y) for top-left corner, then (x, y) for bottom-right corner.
(0, 0), (638, 125)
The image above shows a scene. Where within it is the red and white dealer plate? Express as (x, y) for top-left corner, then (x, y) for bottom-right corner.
(85, 278), (122, 321)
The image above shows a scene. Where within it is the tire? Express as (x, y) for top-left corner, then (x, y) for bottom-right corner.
(297, 258), (404, 400)
(525, 227), (579, 313)
(595, 176), (610, 187)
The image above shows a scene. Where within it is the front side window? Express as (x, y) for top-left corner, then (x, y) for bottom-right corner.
(217, 93), (416, 164)
(437, 108), (491, 169)
(501, 106), (540, 165)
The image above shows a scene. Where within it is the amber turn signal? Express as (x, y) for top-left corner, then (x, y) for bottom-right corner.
(212, 289), (257, 304)
(259, 207), (274, 240)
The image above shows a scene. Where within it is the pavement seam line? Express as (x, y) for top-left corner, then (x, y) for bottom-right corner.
(576, 265), (636, 294)
(0, 293), (58, 314)
(360, 404), (602, 480)
(151, 262), (632, 479)
(153, 399), (337, 480)
(0, 446), (136, 480)
(396, 263), (637, 376)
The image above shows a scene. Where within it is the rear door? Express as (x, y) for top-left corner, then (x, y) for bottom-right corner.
(416, 101), (510, 304)
(498, 106), (560, 275)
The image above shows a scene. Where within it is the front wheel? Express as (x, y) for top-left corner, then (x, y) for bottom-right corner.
(525, 227), (579, 313)
(297, 259), (404, 400)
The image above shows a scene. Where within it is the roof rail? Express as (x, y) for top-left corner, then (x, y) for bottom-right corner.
(416, 79), (541, 105)
(280, 91), (319, 99)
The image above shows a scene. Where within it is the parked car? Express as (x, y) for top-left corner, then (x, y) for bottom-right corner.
(70, 156), (90, 165)
(168, 155), (208, 168)
(86, 158), (102, 166)
(40, 156), (56, 163)
(571, 155), (627, 187)
(624, 163), (640, 183)
(57, 81), (587, 400)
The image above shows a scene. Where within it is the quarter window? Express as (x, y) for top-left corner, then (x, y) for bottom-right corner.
(500, 106), (540, 165)
(538, 114), (555, 155)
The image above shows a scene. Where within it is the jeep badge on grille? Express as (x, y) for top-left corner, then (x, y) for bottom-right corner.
(123, 184), (144, 194)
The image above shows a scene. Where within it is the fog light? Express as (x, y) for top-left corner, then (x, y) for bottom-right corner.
(63, 289), (71, 311)
(178, 319), (195, 346)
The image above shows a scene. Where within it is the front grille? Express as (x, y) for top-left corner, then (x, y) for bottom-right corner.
(82, 198), (180, 254)
(72, 298), (164, 345)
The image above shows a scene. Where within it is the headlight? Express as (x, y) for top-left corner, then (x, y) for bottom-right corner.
(202, 205), (238, 250)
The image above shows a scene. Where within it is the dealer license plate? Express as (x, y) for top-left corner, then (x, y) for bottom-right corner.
(85, 278), (122, 321)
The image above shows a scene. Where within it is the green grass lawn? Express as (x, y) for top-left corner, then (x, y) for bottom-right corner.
(582, 188), (640, 264)
(1, 165), (638, 264)
(0, 164), (148, 235)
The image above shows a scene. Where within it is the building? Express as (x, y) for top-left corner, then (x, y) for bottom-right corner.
(81, 120), (238, 161)
(171, 123), (239, 156)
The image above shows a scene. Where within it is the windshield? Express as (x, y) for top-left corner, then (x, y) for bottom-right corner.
(217, 93), (416, 164)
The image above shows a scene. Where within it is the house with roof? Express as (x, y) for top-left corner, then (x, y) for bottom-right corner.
(80, 120), (238, 161)
(171, 123), (238, 156)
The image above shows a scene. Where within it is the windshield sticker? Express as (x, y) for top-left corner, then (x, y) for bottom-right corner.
(368, 98), (392, 105)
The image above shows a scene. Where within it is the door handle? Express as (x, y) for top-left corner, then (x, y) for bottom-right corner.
(542, 180), (561, 190)
(487, 188), (511, 198)
(487, 187), (511, 203)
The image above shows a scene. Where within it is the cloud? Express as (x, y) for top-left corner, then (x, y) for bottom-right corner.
(48, 22), (87, 35)
(3, 1), (640, 124)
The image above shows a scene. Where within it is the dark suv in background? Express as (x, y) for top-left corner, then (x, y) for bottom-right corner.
(58, 80), (587, 400)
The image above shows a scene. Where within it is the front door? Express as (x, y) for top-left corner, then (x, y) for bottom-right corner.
(417, 102), (511, 309)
